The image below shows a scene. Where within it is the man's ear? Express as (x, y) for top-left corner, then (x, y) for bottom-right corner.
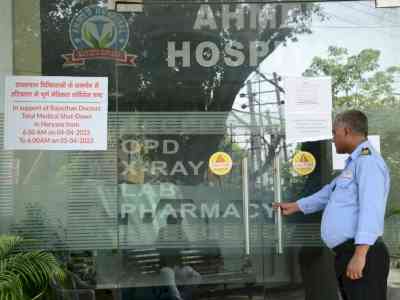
(344, 127), (352, 136)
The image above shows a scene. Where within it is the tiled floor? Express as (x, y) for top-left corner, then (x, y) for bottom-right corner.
(200, 289), (304, 300)
(95, 287), (306, 300)
(95, 272), (400, 300)
(388, 268), (400, 300)
(389, 268), (400, 288)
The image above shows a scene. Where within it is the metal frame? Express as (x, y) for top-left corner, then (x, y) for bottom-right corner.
(113, 0), (370, 8)
(242, 157), (251, 256)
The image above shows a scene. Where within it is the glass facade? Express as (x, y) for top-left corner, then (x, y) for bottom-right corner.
(1, 1), (400, 299)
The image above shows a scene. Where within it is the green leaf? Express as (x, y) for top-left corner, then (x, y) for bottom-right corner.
(0, 272), (24, 300)
(303, 46), (400, 109)
(0, 236), (23, 260)
(0, 236), (65, 300)
(83, 27), (100, 48)
(99, 27), (116, 49)
(99, 32), (112, 48)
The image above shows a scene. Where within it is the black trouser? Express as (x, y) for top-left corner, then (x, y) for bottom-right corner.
(333, 238), (390, 300)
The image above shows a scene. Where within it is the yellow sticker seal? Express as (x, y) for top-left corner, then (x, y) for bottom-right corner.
(209, 152), (233, 176)
(292, 151), (316, 176)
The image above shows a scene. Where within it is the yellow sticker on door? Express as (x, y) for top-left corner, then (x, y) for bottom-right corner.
(292, 151), (316, 176)
(209, 152), (233, 176)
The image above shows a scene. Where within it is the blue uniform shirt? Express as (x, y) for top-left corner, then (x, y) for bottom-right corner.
(297, 140), (390, 249)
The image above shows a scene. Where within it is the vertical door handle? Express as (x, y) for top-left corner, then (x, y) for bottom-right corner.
(273, 151), (283, 255)
(242, 157), (250, 256)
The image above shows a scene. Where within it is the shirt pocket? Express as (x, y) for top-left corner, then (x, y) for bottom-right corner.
(333, 178), (357, 203)
(335, 178), (354, 189)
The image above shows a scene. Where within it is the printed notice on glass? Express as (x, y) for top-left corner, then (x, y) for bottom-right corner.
(376, 0), (400, 8)
(4, 76), (108, 150)
(284, 76), (333, 144)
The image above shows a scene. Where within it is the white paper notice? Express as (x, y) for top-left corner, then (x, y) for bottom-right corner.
(284, 77), (333, 144)
(108, 0), (143, 12)
(4, 76), (108, 150)
(332, 135), (381, 170)
(376, 0), (400, 8)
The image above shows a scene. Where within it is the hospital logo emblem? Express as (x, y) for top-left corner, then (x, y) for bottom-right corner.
(63, 5), (136, 66)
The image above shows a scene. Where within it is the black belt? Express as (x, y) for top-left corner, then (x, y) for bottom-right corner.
(332, 237), (383, 255)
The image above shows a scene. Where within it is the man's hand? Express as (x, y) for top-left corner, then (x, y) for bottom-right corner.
(272, 202), (301, 216)
(346, 245), (369, 280)
(346, 254), (366, 280)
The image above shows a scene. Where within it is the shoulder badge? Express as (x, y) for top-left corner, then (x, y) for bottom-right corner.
(361, 147), (371, 156)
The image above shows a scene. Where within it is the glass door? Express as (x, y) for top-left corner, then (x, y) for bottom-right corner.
(114, 112), (268, 297)
(112, 107), (338, 300)
(232, 106), (340, 300)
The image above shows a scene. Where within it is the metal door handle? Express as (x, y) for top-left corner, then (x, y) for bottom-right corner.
(273, 150), (283, 255)
(242, 157), (250, 256)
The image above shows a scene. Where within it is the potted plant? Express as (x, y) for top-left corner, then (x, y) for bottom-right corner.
(0, 235), (65, 300)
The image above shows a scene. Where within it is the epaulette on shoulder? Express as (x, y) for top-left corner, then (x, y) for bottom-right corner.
(361, 147), (371, 156)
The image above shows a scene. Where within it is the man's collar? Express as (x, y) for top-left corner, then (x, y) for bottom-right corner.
(346, 139), (370, 164)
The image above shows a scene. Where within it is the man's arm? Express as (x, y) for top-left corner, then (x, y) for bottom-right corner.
(346, 156), (388, 280)
(355, 157), (387, 245)
(296, 183), (333, 214)
(274, 181), (334, 216)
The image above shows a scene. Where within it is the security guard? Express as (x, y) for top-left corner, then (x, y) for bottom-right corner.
(275, 110), (390, 300)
